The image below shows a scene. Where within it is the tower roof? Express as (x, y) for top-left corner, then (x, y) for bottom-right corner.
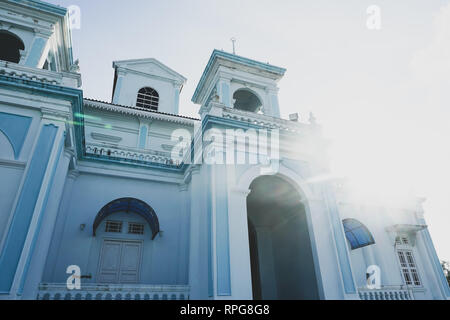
(192, 49), (286, 104)
(6, 0), (67, 16)
(112, 58), (187, 84)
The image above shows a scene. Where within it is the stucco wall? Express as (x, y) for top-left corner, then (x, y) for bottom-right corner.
(43, 171), (190, 285)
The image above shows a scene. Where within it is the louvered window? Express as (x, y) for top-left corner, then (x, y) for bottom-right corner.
(105, 221), (123, 233)
(128, 223), (144, 235)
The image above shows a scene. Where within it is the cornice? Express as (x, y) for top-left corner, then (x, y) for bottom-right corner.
(84, 99), (199, 126)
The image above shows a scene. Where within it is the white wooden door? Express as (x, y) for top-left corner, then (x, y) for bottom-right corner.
(119, 242), (142, 283)
(98, 240), (142, 284)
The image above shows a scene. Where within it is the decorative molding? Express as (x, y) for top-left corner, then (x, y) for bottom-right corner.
(90, 132), (122, 144)
(0, 158), (26, 169)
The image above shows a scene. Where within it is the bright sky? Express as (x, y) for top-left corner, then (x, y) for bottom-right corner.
(48, 0), (450, 261)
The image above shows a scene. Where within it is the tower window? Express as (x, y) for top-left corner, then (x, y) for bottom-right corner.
(0, 31), (25, 64)
(136, 87), (159, 111)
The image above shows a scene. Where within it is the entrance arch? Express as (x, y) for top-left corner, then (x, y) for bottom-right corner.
(246, 175), (321, 300)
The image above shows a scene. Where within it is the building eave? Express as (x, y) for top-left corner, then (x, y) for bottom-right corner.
(84, 99), (199, 125)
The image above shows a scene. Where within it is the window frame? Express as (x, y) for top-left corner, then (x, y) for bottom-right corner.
(105, 220), (123, 234)
(395, 236), (422, 288)
(136, 87), (159, 111)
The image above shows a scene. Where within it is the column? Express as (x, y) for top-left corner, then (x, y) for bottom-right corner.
(217, 79), (231, 108)
(176, 183), (190, 285)
(322, 183), (359, 299)
(20, 148), (73, 299)
(0, 118), (65, 296)
(227, 185), (253, 300)
(266, 88), (280, 118)
(174, 85), (181, 115)
(188, 166), (211, 299)
(112, 71), (126, 104)
(25, 31), (50, 68)
(137, 119), (151, 150)
(213, 164), (231, 298)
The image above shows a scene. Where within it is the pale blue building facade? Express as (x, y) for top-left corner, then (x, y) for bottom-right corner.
(0, 0), (448, 300)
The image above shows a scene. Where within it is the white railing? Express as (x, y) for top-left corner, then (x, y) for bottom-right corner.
(358, 286), (414, 300)
(0, 61), (81, 88)
(37, 283), (190, 300)
(85, 143), (181, 167)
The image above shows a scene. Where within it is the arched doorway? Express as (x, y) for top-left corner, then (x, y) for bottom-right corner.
(246, 175), (320, 300)
(91, 198), (160, 284)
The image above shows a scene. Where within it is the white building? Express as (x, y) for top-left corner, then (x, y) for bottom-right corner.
(0, 0), (448, 300)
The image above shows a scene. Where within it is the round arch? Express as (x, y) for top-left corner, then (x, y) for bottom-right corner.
(236, 163), (317, 202)
(0, 30), (25, 63)
(236, 163), (325, 300)
(232, 88), (263, 113)
(93, 198), (160, 240)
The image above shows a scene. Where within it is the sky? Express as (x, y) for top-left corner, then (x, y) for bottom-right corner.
(47, 0), (450, 261)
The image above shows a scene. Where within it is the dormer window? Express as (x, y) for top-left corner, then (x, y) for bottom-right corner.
(0, 30), (25, 64)
(136, 87), (159, 111)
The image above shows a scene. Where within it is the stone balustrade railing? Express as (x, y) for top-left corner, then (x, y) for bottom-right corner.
(0, 61), (81, 88)
(85, 143), (182, 167)
(358, 286), (414, 300)
(37, 283), (190, 300)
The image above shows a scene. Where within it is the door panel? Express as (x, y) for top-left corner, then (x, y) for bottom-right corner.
(119, 242), (142, 283)
(98, 240), (142, 284)
(98, 241), (122, 283)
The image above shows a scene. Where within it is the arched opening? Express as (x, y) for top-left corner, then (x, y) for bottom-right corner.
(93, 198), (160, 240)
(246, 175), (320, 300)
(233, 89), (262, 113)
(91, 198), (160, 284)
(136, 87), (159, 111)
(0, 31), (25, 63)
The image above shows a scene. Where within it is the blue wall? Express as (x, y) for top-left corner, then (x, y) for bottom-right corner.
(44, 171), (190, 285)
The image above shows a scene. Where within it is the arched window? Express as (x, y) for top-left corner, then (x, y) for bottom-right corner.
(233, 89), (262, 113)
(342, 218), (375, 250)
(136, 87), (159, 111)
(0, 31), (25, 63)
(93, 198), (160, 239)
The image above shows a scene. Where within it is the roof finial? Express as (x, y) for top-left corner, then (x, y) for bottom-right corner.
(231, 37), (237, 55)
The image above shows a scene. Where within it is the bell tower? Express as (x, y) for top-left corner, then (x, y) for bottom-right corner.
(0, 0), (75, 72)
(192, 50), (286, 118)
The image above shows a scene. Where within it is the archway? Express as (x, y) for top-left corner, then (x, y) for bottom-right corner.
(93, 197), (160, 239)
(90, 198), (160, 284)
(246, 175), (320, 300)
(233, 89), (262, 113)
(0, 30), (25, 63)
